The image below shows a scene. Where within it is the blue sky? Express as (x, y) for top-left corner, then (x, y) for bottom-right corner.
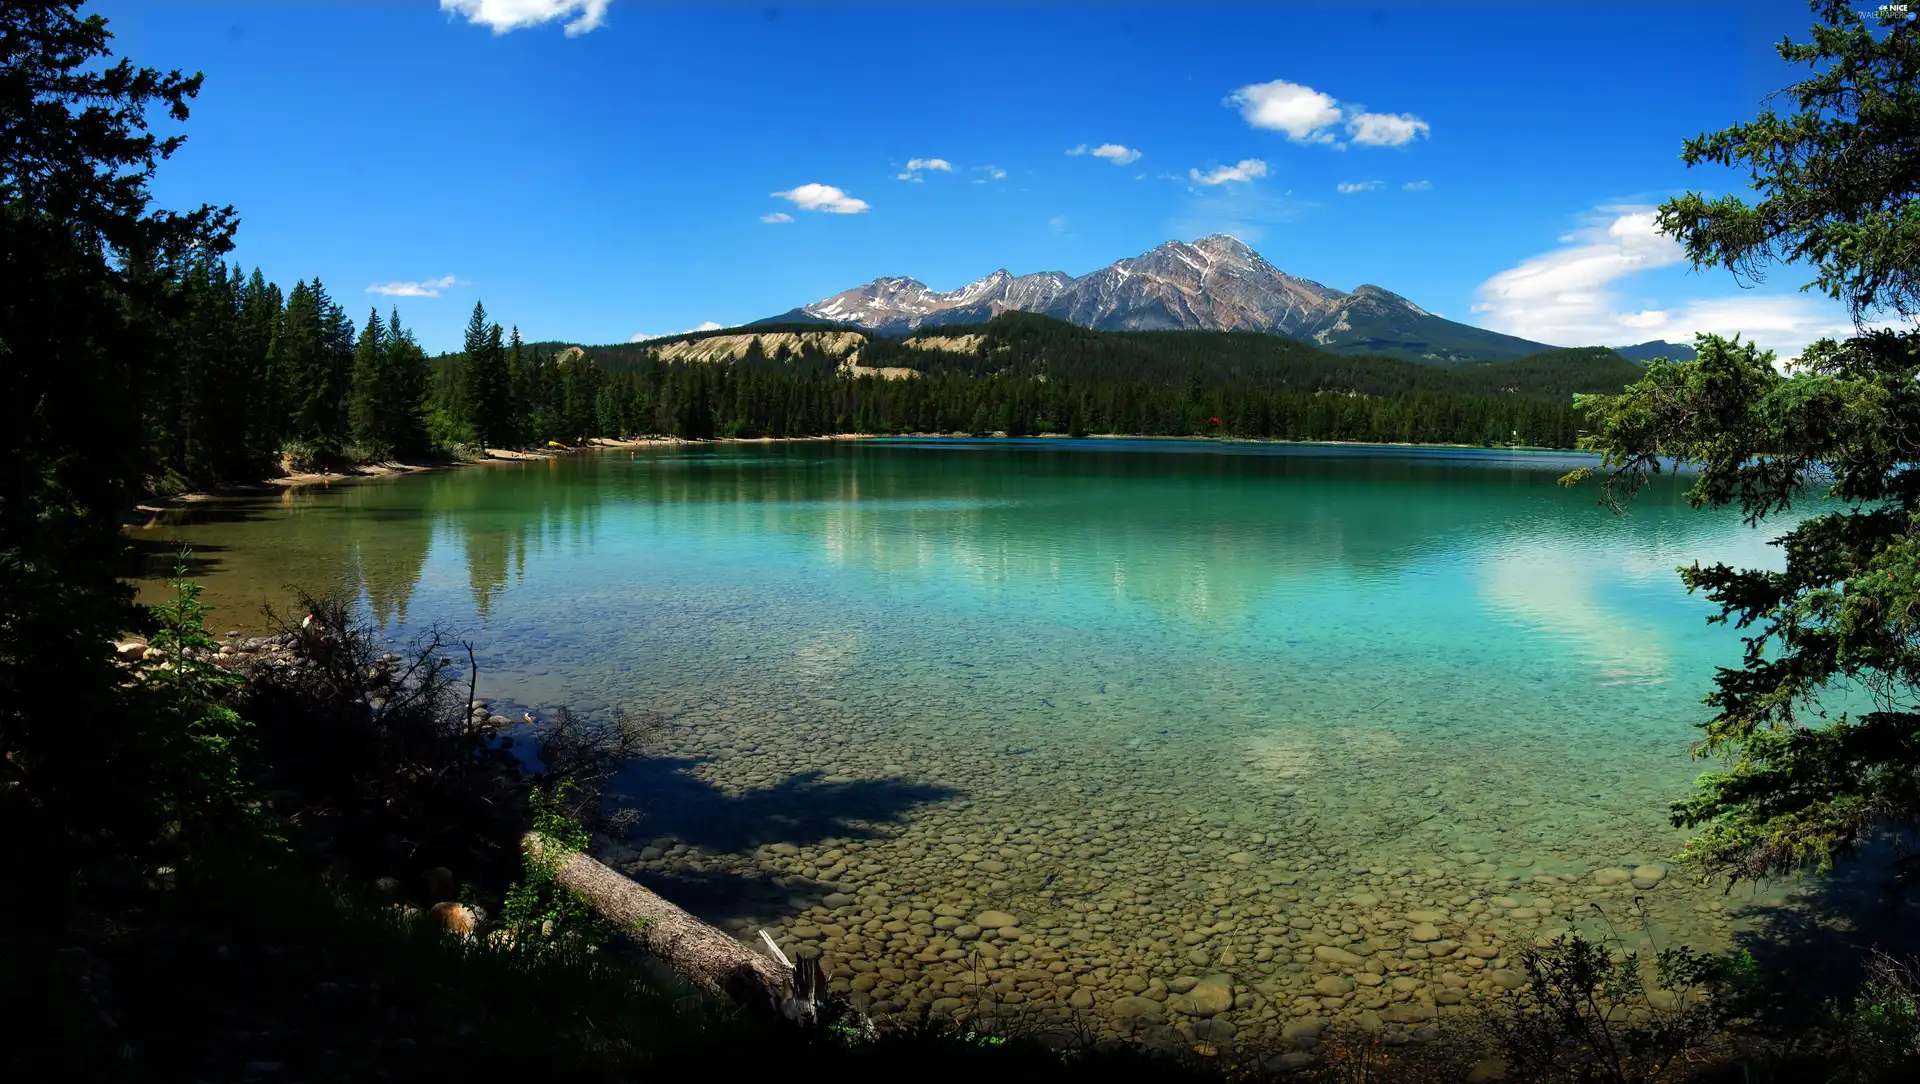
(96, 0), (1906, 355)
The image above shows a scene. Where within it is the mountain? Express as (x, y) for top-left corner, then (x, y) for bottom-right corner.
(755, 235), (1561, 364)
(1613, 339), (1698, 362)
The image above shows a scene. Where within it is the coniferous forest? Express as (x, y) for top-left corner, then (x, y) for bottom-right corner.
(146, 280), (1644, 493)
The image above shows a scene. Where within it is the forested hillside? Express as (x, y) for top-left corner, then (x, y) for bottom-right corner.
(522, 312), (1648, 448)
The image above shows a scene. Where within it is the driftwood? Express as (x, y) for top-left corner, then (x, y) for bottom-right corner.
(522, 832), (821, 1021)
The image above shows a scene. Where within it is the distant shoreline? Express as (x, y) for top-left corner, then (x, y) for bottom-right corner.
(134, 431), (1584, 513)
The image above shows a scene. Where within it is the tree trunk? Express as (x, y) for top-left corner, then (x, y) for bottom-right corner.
(523, 832), (819, 1020)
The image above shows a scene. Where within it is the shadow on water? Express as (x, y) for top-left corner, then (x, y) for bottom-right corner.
(594, 757), (963, 926)
(1726, 837), (1920, 1022)
(127, 535), (231, 580)
(609, 756), (963, 854)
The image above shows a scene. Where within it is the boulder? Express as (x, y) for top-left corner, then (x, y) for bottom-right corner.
(1111, 996), (1167, 1025)
(429, 901), (479, 937)
(1168, 975), (1233, 1017)
(1313, 944), (1366, 967)
(1280, 1016), (1327, 1047)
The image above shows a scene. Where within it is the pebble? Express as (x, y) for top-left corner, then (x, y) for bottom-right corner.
(354, 606), (1780, 1055)
(1166, 975), (1233, 1017)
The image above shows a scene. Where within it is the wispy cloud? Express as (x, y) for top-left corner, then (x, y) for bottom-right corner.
(1168, 184), (1312, 247)
(1048, 214), (1071, 234)
(366, 274), (462, 298)
(630, 320), (723, 343)
(1225, 78), (1431, 150)
(1190, 159), (1270, 186)
(771, 183), (870, 215)
(971, 164), (1007, 183)
(1470, 204), (1903, 356)
(1068, 143), (1142, 165)
(760, 211), (794, 224)
(1348, 112), (1430, 147)
(897, 157), (954, 182)
(1336, 180), (1384, 194)
(1402, 180), (1432, 191)
(439, 0), (610, 36)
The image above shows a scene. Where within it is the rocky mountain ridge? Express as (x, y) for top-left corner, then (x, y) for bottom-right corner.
(759, 235), (1563, 364)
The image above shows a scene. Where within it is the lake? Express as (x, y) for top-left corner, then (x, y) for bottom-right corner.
(132, 439), (1810, 1044)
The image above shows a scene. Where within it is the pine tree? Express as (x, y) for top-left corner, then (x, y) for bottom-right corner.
(460, 302), (511, 447)
(506, 325), (528, 446)
(238, 269), (284, 465)
(381, 309), (431, 456)
(348, 307), (387, 451)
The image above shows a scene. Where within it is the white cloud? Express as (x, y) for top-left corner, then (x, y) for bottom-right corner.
(1068, 143), (1141, 165)
(1472, 208), (1686, 345)
(897, 158), (954, 182)
(1347, 111), (1430, 147)
(1226, 80), (1343, 144)
(1470, 205), (1905, 356)
(1190, 159), (1270, 186)
(1048, 214), (1070, 234)
(1226, 79), (1433, 150)
(760, 211), (794, 224)
(971, 164), (1007, 183)
(1402, 179), (1432, 191)
(1336, 180), (1384, 194)
(770, 183), (870, 215)
(440, 0), (610, 36)
(366, 274), (461, 297)
(630, 320), (723, 343)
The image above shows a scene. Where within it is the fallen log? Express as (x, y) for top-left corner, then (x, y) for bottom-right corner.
(522, 832), (820, 1021)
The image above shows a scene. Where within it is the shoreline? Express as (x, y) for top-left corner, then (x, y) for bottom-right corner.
(134, 432), (1585, 515)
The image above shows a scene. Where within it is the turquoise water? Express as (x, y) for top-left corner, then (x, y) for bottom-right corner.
(135, 440), (1806, 1042)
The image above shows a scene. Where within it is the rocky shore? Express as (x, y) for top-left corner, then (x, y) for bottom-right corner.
(116, 622), (1758, 1071)
(606, 801), (1711, 1070)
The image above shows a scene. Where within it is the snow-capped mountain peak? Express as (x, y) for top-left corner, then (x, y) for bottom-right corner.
(774, 237), (1557, 362)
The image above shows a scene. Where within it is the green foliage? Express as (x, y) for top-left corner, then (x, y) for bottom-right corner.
(1565, 0), (1920, 884)
(140, 548), (258, 850)
(513, 312), (1645, 448)
(1656, 1), (1920, 323)
(0, 0), (242, 891)
(1486, 932), (1760, 1084)
(461, 301), (514, 448)
(1830, 952), (1920, 1080)
(1576, 331), (1920, 877)
(500, 783), (617, 951)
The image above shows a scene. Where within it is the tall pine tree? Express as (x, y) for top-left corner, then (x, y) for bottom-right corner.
(348, 307), (387, 451)
(460, 301), (512, 448)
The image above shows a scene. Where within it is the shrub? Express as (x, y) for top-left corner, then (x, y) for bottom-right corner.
(1830, 951), (1920, 1081)
(1479, 932), (1761, 1084)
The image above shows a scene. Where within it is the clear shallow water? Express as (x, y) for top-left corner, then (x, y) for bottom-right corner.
(134, 440), (1810, 1043)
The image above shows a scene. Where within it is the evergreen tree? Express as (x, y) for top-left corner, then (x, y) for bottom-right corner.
(276, 278), (354, 453)
(1569, 0), (1920, 879)
(380, 309), (431, 456)
(506, 325), (528, 447)
(460, 302), (511, 447)
(1, 0), (243, 883)
(348, 307), (387, 451)
(238, 269), (284, 464)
